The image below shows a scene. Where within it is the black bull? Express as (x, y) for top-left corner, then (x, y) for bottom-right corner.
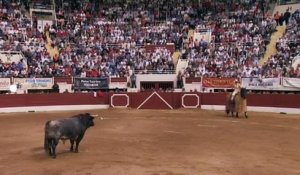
(226, 88), (248, 118)
(44, 113), (95, 158)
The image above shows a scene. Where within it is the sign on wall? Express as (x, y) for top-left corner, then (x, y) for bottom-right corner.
(202, 77), (235, 88)
(241, 78), (280, 90)
(0, 78), (10, 91)
(13, 78), (54, 90)
(73, 77), (109, 90)
(193, 29), (212, 44)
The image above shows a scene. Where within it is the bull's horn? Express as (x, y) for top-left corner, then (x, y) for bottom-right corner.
(91, 114), (99, 117)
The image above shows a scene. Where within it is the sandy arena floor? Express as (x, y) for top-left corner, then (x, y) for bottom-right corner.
(0, 109), (299, 175)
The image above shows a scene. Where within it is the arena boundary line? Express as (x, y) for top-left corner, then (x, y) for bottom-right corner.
(1, 105), (300, 114)
(201, 105), (300, 114)
(0, 105), (109, 113)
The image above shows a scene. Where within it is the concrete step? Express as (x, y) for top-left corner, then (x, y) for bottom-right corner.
(172, 51), (182, 65)
(260, 25), (286, 65)
(273, 3), (300, 15)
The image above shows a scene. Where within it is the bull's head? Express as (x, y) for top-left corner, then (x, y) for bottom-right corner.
(83, 113), (95, 127)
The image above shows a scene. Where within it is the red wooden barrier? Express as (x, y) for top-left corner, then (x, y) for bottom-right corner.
(0, 93), (108, 108)
(0, 92), (299, 109)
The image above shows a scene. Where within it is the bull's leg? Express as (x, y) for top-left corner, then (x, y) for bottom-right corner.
(75, 135), (84, 153)
(74, 141), (80, 153)
(245, 112), (248, 118)
(226, 109), (229, 117)
(70, 139), (75, 152)
(46, 138), (53, 156)
(74, 140), (81, 153)
(51, 139), (58, 159)
(48, 146), (52, 156)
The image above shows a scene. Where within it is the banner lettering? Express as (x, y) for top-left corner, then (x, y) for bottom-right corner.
(74, 77), (109, 90)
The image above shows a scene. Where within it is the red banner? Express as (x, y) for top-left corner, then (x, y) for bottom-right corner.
(54, 76), (73, 84)
(202, 77), (235, 88)
(144, 44), (175, 54)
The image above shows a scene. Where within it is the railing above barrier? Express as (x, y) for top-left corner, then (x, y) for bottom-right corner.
(134, 70), (176, 74)
(1, 76), (300, 93)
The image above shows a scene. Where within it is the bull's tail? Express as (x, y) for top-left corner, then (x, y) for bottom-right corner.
(44, 135), (48, 151)
(44, 121), (51, 152)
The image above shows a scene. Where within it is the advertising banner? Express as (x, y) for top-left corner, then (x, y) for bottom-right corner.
(74, 77), (109, 90)
(13, 78), (53, 90)
(0, 78), (10, 91)
(202, 77), (236, 88)
(241, 77), (280, 90)
(282, 77), (300, 88)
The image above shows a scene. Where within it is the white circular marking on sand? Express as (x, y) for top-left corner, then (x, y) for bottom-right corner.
(164, 130), (183, 134)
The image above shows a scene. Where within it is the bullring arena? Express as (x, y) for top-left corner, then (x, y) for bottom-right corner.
(0, 92), (300, 175)
(1, 109), (300, 175)
(1, 0), (300, 174)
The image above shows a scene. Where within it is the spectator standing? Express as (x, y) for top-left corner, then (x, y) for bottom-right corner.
(274, 11), (280, 26)
(284, 9), (291, 25)
(279, 13), (285, 26)
(177, 71), (183, 88)
(130, 73), (136, 88)
(52, 82), (59, 93)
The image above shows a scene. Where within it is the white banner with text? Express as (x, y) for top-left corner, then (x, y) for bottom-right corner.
(241, 78), (280, 90)
(282, 77), (300, 88)
(0, 78), (11, 91)
(13, 78), (54, 90)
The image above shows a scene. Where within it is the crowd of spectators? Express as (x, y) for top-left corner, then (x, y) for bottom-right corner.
(263, 9), (300, 78)
(0, 0), (48, 78)
(48, 0), (191, 77)
(183, 0), (278, 79)
(0, 0), (299, 79)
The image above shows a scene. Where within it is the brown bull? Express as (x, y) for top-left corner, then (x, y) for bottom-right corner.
(226, 88), (248, 118)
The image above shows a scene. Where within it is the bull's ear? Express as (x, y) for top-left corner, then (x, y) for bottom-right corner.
(85, 113), (90, 116)
(90, 116), (95, 120)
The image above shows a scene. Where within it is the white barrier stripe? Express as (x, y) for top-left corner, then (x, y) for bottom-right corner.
(201, 105), (300, 114)
(0, 105), (109, 113)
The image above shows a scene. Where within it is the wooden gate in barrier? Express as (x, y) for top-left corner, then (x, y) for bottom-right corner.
(110, 92), (201, 109)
